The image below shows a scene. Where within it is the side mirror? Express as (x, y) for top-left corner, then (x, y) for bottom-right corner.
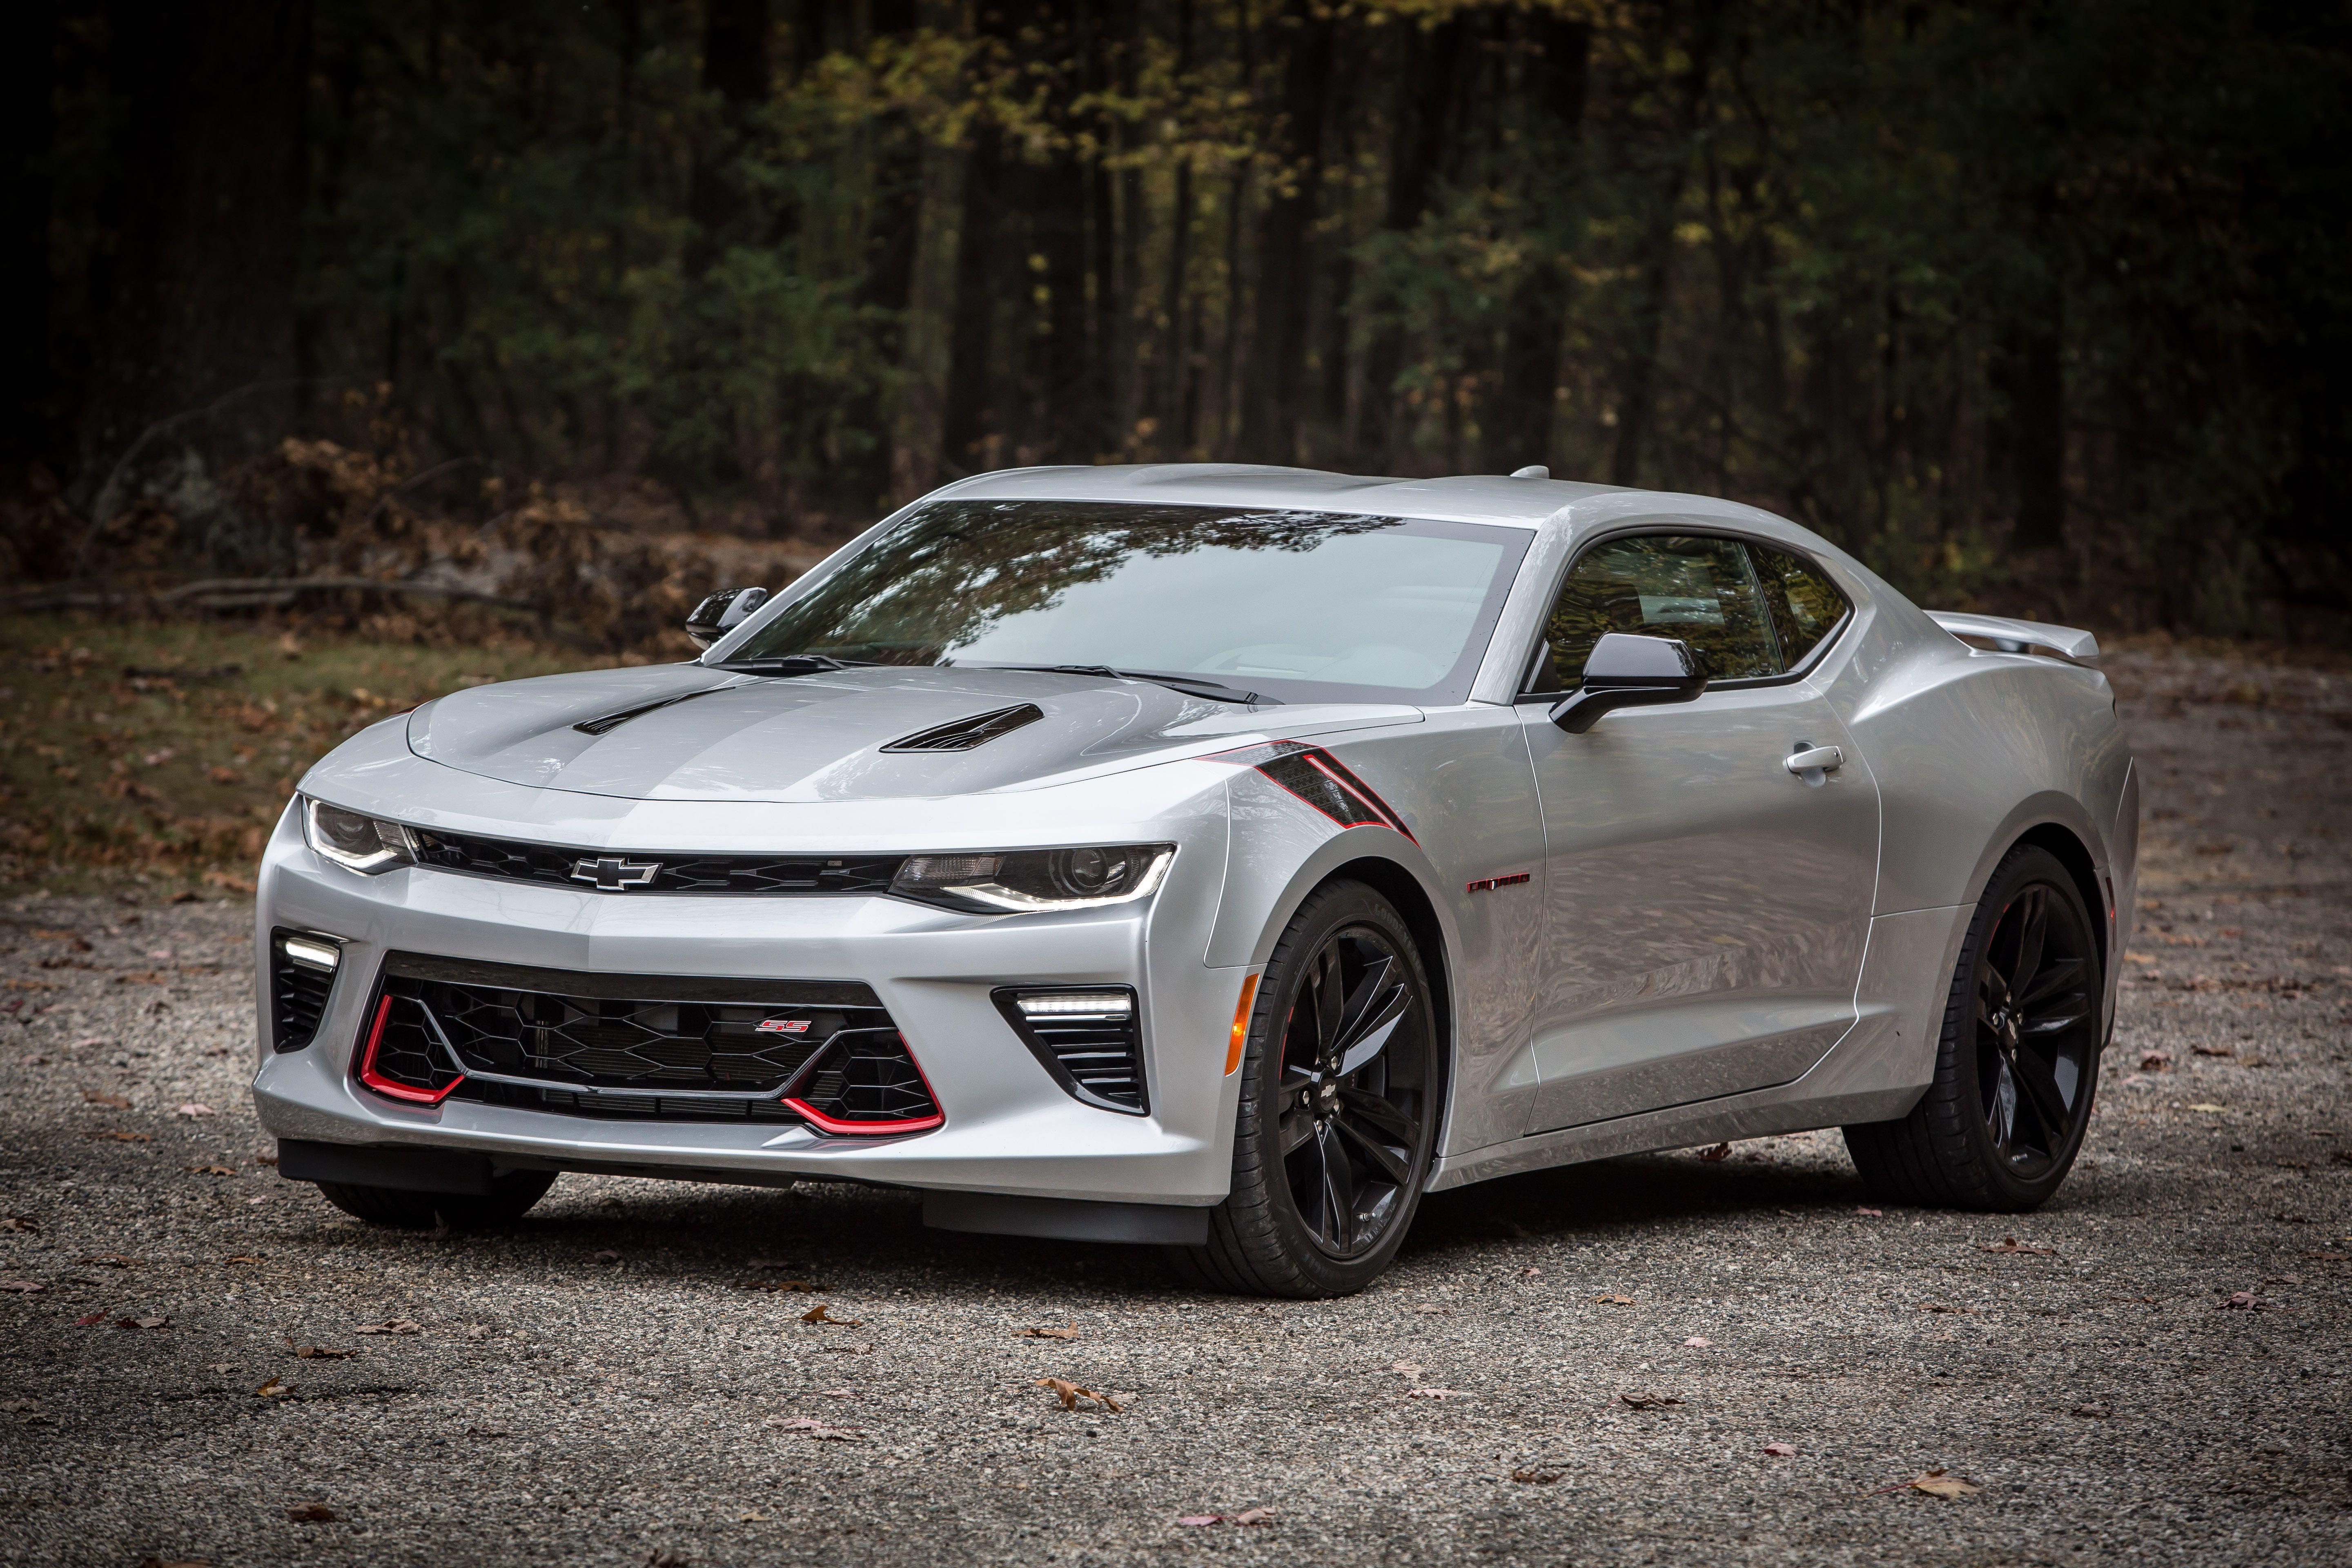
(684, 586), (769, 649)
(1549, 633), (1707, 734)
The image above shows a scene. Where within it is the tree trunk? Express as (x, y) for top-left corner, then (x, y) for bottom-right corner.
(2, 0), (56, 468)
(1481, 16), (1589, 476)
(687, 0), (771, 270)
(1356, 16), (1464, 470)
(1237, 0), (1334, 464)
(1992, 298), (2066, 550)
(80, 0), (313, 496)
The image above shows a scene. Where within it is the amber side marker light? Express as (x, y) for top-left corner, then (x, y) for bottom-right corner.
(1225, 973), (1261, 1076)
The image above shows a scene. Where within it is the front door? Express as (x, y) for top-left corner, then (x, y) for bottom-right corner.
(1516, 531), (1878, 1134)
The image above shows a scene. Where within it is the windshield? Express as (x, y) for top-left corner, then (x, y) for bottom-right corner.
(724, 500), (1532, 705)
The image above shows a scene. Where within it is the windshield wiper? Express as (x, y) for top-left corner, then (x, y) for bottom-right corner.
(962, 663), (1274, 705)
(710, 653), (867, 676)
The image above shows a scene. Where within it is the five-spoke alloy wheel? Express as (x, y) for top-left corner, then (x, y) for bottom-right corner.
(1169, 881), (1440, 1296)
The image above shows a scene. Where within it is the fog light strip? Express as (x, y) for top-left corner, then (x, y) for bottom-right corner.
(281, 935), (341, 972)
(1225, 973), (1260, 1076)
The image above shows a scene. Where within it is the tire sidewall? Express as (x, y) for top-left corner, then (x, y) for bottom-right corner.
(1948, 847), (2103, 1207)
(1236, 882), (1441, 1295)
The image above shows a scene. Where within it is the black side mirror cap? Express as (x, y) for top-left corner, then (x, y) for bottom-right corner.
(1549, 633), (1708, 733)
(685, 586), (770, 649)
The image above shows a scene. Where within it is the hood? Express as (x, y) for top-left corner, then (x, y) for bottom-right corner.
(405, 664), (1421, 803)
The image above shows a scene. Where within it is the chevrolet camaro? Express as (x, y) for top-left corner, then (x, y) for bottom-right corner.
(252, 463), (2137, 1297)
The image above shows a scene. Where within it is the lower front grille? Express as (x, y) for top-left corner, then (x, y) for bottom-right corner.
(354, 952), (941, 1134)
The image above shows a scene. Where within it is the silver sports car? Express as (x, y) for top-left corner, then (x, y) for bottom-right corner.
(254, 464), (2136, 1296)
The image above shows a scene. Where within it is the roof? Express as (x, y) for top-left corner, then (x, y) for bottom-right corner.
(932, 462), (1632, 530)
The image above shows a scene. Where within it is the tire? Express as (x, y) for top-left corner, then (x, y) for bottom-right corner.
(1843, 844), (2104, 1211)
(314, 1169), (559, 1230)
(1167, 881), (1443, 1297)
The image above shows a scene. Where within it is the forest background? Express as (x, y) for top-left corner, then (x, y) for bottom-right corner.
(3, 0), (2350, 648)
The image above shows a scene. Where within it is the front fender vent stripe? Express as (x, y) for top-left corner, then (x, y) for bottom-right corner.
(880, 703), (1044, 753)
(1212, 740), (1417, 843)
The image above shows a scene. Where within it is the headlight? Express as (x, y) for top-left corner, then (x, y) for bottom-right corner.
(890, 844), (1174, 913)
(301, 797), (415, 875)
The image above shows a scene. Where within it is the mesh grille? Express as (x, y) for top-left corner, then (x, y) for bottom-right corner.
(405, 826), (904, 896)
(992, 987), (1147, 1114)
(269, 929), (335, 1053)
(354, 953), (939, 1132)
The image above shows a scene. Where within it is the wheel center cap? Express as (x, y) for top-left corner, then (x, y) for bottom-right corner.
(1319, 1082), (1339, 1111)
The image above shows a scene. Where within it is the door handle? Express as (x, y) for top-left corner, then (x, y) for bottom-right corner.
(1784, 744), (1843, 782)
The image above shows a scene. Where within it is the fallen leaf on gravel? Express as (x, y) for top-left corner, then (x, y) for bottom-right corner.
(1035, 1377), (1123, 1413)
(1682, 1336), (1713, 1348)
(1406, 1388), (1466, 1400)
(285, 1336), (356, 1360)
(1413, 1302), (1450, 1313)
(0, 1280), (44, 1293)
(775, 1417), (864, 1440)
(1014, 1325), (1080, 1339)
(1762, 1443), (1796, 1457)
(353, 1318), (422, 1335)
(175, 1102), (214, 1118)
(1978, 1237), (2056, 1255)
(1592, 1293), (1635, 1305)
(117, 1316), (169, 1329)
(1697, 1142), (1731, 1162)
(2071, 1402), (2111, 1417)
(1176, 1508), (1272, 1527)
(737, 1277), (823, 1293)
(285, 1503), (338, 1522)
(592, 1249), (621, 1263)
(253, 1153), (278, 1167)
(1229, 1508), (1273, 1526)
(1511, 1466), (1565, 1485)
(1391, 1359), (1423, 1380)
(224, 1255), (263, 1265)
(1618, 1392), (1684, 1410)
(2274, 1214), (2312, 1224)
(1867, 1468), (1981, 1500)
(85, 1254), (139, 1267)
(2187, 1102), (2226, 1113)
(1916, 1303), (1977, 1314)
(2192, 1044), (2235, 1057)
(644, 1550), (688, 1568)
(2139, 1052), (2173, 1071)
(819, 1389), (854, 1398)
(73, 1313), (105, 1326)
(70, 1036), (107, 1048)
(0, 1216), (37, 1233)
(187, 1165), (237, 1176)
(2215, 1291), (2267, 1311)
(82, 1089), (131, 1109)
(738, 1511), (773, 1523)
(1518, 1266), (1542, 1278)
(253, 1377), (287, 1397)
(1855, 1207), (1883, 1216)
(800, 1303), (862, 1327)
(1175, 1515), (1223, 1527)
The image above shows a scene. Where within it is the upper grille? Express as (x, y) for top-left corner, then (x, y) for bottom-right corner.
(269, 928), (336, 1053)
(356, 952), (941, 1133)
(405, 826), (903, 895)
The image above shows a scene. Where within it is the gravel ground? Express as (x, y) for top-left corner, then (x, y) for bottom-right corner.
(2, 646), (2347, 1568)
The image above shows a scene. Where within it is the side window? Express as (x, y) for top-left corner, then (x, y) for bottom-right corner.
(1749, 545), (1850, 670)
(1535, 534), (1779, 687)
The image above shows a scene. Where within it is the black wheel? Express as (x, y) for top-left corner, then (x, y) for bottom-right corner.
(314, 1169), (559, 1229)
(1168, 881), (1441, 1297)
(1844, 844), (2103, 1210)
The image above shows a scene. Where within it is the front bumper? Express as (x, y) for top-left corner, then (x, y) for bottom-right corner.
(251, 784), (1246, 1209)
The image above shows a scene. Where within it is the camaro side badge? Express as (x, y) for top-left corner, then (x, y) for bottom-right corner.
(755, 1019), (812, 1035)
(570, 856), (661, 890)
(1465, 872), (1531, 895)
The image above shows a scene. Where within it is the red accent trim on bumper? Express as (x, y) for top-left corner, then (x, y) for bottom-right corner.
(355, 993), (463, 1106)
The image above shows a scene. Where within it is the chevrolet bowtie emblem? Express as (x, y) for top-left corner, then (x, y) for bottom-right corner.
(571, 856), (661, 890)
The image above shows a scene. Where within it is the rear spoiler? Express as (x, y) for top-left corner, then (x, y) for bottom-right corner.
(1926, 611), (2099, 664)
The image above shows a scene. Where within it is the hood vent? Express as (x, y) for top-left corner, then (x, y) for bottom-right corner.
(574, 685), (730, 736)
(880, 702), (1044, 753)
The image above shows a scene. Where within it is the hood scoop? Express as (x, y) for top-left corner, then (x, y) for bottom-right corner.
(574, 684), (732, 736)
(880, 702), (1045, 753)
